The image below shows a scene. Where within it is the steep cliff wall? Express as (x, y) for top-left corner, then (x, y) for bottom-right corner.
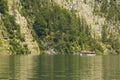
(54, 0), (120, 54)
(7, 0), (40, 55)
(54, 0), (104, 38)
(0, 0), (120, 55)
(0, 0), (40, 55)
(0, 15), (9, 54)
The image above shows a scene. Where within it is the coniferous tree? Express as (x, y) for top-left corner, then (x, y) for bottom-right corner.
(0, 0), (8, 14)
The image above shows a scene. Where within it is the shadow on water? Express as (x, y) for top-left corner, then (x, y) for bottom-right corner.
(0, 55), (120, 80)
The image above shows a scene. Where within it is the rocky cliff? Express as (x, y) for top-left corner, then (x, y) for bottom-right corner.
(0, 0), (40, 55)
(0, 0), (120, 55)
(54, 0), (120, 54)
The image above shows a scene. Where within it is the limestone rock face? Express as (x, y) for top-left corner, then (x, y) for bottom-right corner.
(54, 0), (120, 40)
(0, 0), (120, 54)
(54, 0), (104, 39)
(7, 0), (40, 55)
(54, 0), (120, 54)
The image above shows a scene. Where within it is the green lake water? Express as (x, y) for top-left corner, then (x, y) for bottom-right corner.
(0, 55), (120, 80)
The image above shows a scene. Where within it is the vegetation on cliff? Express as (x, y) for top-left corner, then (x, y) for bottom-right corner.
(0, 0), (120, 54)
(94, 0), (120, 54)
(0, 0), (8, 14)
(0, 0), (29, 54)
(20, 0), (103, 54)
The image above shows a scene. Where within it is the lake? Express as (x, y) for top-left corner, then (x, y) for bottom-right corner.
(0, 55), (120, 80)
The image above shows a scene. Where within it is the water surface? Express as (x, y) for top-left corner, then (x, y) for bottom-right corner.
(0, 55), (120, 80)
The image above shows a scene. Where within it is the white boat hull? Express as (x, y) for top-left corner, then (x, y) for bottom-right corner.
(80, 53), (96, 56)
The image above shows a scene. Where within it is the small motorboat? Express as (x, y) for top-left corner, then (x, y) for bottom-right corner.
(80, 51), (96, 56)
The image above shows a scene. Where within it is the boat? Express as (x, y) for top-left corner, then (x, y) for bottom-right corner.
(80, 51), (96, 56)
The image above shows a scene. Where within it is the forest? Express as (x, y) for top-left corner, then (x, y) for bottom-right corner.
(20, 0), (103, 54)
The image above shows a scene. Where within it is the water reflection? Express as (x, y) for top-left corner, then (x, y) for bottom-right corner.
(0, 56), (9, 79)
(9, 56), (35, 80)
(0, 55), (120, 80)
(102, 56), (120, 80)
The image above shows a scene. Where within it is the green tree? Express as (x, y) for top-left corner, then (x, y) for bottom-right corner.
(102, 24), (108, 43)
(0, 0), (8, 14)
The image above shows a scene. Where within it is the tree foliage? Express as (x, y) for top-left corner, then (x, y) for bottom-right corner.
(20, 0), (103, 54)
(0, 0), (8, 14)
(94, 0), (120, 53)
